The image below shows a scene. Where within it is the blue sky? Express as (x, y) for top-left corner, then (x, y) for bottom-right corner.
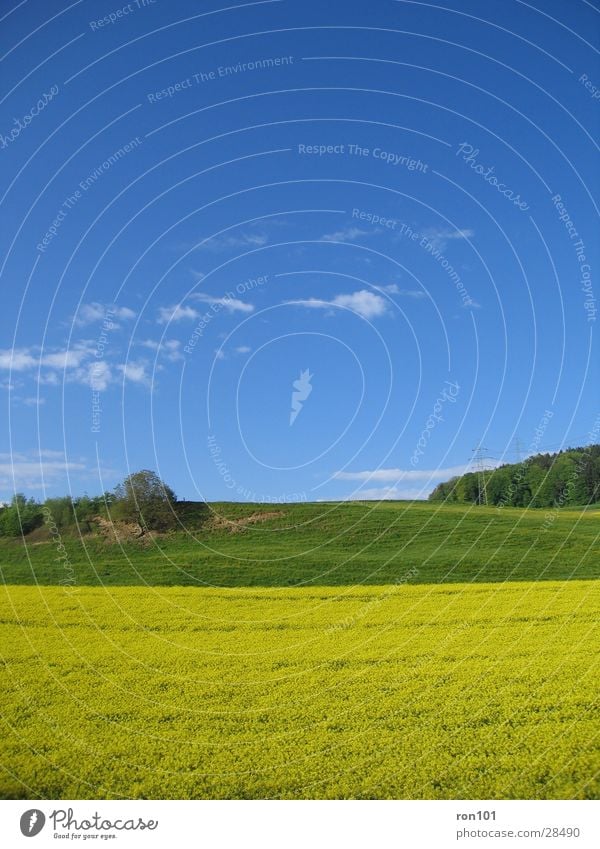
(0, 0), (598, 502)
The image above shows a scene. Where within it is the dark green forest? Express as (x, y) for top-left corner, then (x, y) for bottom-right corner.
(429, 444), (600, 508)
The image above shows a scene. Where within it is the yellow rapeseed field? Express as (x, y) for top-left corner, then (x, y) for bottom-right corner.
(0, 581), (598, 799)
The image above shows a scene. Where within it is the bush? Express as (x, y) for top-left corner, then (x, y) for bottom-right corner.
(0, 494), (44, 537)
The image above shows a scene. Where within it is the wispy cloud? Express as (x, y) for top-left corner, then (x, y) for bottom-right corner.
(20, 396), (46, 407)
(0, 450), (87, 491)
(335, 462), (500, 483)
(0, 349), (38, 371)
(190, 293), (254, 313)
(118, 361), (151, 387)
(0, 343), (158, 393)
(191, 231), (269, 253)
(321, 226), (372, 243)
(41, 346), (95, 370)
(288, 289), (388, 320)
(158, 294), (254, 324)
(398, 290), (428, 299)
(0, 343), (96, 373)
(140, 339), (183, 362)
(157, 304), (199, 324)
(335, 465), (471, 482)
(74, 302), (136, 327)
(0, 449), (121, 495)
(343, 485), (431, 501)
(87, 360), (112, 392)
(375, 283), (427, 299)
(422, 227), (474, 252)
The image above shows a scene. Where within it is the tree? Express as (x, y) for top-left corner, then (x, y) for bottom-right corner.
(73, 493), (112, 531)
(429, 478), (460, 502)
(112, 470), (177, 534)
(43, 496), (75, 530)
(0, 494), (43, 537)
(486, 466), (511, 506)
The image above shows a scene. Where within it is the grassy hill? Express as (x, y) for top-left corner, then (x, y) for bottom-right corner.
(1, 500), (598, 587)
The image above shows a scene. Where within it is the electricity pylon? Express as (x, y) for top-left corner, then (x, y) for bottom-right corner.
(514, 436), (523, 464)
(472, 446), (490, 505)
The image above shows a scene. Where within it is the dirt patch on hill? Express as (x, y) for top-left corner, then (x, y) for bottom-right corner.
(23, 526), (51, 544)
(207, 511), (284, 533)
(92, 516), (158, 545)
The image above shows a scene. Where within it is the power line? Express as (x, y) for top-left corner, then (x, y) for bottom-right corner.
(484, 434), (597, 457)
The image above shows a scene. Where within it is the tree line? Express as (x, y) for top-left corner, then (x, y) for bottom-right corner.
(0, 470), (180, 538)
(429, 445), (600, 507)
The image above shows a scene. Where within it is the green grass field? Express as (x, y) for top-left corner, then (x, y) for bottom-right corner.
(0, 580), (598, 799)
(1, 501), (598, 586)
(1, 502), (598, 799)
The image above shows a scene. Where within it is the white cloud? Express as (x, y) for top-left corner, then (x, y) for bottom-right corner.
(74, 357), (157, 390)
(335, 465), (469, 482)
(0, 349), (38, 371)
(321, 226), (372, 243)
(289, 289), (388, 320)
(38, 449), (69, 460)
(332, 291), (388, 318)
(194, 231), (269, 252)
(119, 361), (151, 386)
(190, 293), (254, 313)
(422, 227), (474, 252)
(158, 294), (254, 324)
(0, 340), (164, 394)
(0, 449), (121, 495)
(234, 346), (252, 354)
(0, 451), (88, 490)
(74, 302), (136, 327)
(41, 347), (93, 370)
(375, 284), (427, 299)
(399, 289), (427, 299)
(344, 486), (430, 501)
(88, 360), (112, 392)
(335, 462), (500, 483)
(157, 304), (199, 324)
(117, 306), (137, 320)
(140, 339), (183, 362)
(38, 371), (60, 386)
(33, 343), (99, 385)
(75, 303), (105, 324)
(1, 344), (98, 375)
